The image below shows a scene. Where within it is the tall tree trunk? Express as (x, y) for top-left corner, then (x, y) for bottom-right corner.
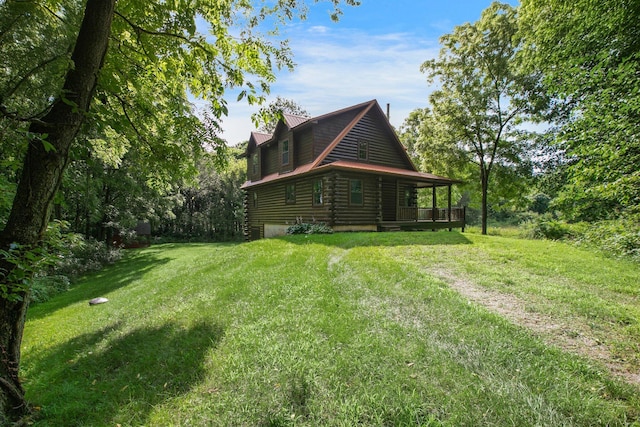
(480, 167), (489, 235)
(0, 0), (115, 423)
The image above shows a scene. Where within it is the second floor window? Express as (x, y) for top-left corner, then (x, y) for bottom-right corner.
(252, 153), (259, 176)
(281, 140), (290, 165)
(358, 139), (368, 160)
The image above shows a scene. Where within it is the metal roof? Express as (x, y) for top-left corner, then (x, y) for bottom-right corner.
(241, 100), (461, 190)
(283, 113), (309, 129)
(250, 132), (272, 146)
(240, 160), (459, 189)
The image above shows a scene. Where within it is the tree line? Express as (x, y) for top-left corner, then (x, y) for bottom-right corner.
(0, 0), (638, 423)
(398, 1), (639, 245)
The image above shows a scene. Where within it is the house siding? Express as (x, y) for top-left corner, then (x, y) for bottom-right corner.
(262, 143), (279, 176)
(330, 172), (379, 226)
(323, 109), (412, 169)
(313, 109), (362, 158)
(381, 179), (397, 221)
(296, 128), (314, 165)
(245, 175), (332, 236)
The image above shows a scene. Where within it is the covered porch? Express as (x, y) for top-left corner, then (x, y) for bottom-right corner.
(378, 177), (465, 232)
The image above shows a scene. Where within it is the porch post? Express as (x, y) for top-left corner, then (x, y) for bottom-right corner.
(412, 184), (418, 222)
(448, 185), (452, 231)
(432, 185), (437, 231)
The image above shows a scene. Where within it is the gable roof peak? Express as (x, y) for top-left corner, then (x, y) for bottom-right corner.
(282, 113), (310, 129)
(250, 131), (272, 146)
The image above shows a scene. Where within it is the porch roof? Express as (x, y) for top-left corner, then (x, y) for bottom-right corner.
(320, 160), (461, 187)
(240, 160), (460, 189)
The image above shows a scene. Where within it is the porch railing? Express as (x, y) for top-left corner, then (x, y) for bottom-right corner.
(418, 207), (465, 221)
(397, 207), (417, 221)
(396, 207), (465, 222)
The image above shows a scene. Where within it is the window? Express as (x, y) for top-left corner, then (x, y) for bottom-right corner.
(358, 139), (368, 160)
(350, 179), (363, 205)
(252, 191), (258, 208)
(403, 187), (414, 207)
(285, 183), (296, 204)
(252, 153), (258, 176)
(313, 179), (323, 206)
(281, 140), (289, 165)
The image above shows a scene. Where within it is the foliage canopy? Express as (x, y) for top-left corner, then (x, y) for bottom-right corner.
(519, 0), (640, 221)
(412, 2), (543, 234)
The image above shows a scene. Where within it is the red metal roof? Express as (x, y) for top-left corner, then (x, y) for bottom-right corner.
(251, 132), (272, 146)
(283, 113), (309, 129)
(241, 100), (461, 190)
(318, 161), (460, 186)
(240, 160), (458, 189)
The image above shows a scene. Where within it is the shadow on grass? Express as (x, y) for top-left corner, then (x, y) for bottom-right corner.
(277, 230), (472, 249)
(27, 248), (173, 321)
(27, 320), (224, 425)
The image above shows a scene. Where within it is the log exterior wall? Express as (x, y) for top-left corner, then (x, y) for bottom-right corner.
(330, 172), (379, 226)
(296, 128), (314, 166)
(245, 174), (332, 237)
(244, 172), (384, 238)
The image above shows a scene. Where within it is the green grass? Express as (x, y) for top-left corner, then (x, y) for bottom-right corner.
(22, 233), (640, 426)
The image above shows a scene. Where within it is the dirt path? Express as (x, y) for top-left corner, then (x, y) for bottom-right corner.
(431, 268), (640, 386)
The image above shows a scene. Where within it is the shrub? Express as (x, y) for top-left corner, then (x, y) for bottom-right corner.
(576, 218), (640, 261)
(520, 214), (575, 240)
(1, 221), (123, 304)
(32, 224), (122, 303)
(30, 275), (71, 304)
(55, 236), (122, 279)
(520, 214), (639, 262)
(286, 222), (333, 235)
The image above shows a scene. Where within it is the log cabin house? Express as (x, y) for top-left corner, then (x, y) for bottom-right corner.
(241, 99), (465, 240)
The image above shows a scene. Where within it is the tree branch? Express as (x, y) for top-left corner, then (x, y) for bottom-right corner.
(0, 104), (54, 128)
(1, 54), (67, 101)
(114, 10), (212, 55)
(113, 93), (154, 152)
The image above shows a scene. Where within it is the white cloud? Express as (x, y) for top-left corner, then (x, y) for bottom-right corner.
(217, 25), (440, 146)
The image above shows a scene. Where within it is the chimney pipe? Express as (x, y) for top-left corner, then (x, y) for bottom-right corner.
(386, 103), (390, 120)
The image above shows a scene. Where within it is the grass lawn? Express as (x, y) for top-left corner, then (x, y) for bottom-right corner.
(22, 232), (640, 426)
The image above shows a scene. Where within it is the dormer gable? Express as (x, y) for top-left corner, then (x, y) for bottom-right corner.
(246, 132), (271, 181)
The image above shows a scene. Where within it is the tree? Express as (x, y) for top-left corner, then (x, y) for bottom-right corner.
(399, 107), (533, 222)
(518, 0), (640, 221)
(419, 2), (543, 234)
(0, 0), (357, 422)
(155, 148), (246, 241)
(253, 96), (310, 133)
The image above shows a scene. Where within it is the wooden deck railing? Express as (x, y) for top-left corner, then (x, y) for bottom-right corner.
(395, 207), (465, 222)
(397, 206), (418, 221)
(417, 207), (465, 222)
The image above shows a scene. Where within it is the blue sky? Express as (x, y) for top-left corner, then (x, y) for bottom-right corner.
(217, 0), (519, 145)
